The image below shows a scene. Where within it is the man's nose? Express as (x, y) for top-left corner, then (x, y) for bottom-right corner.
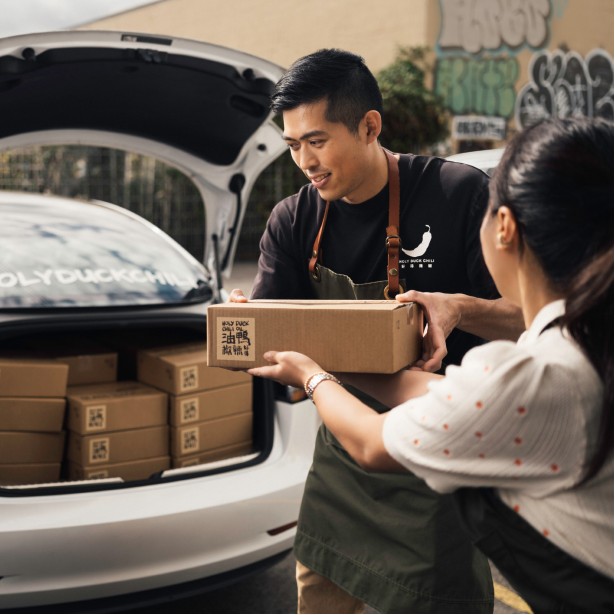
(297, 146), (318, 171)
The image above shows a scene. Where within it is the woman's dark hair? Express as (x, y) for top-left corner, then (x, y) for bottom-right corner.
(490, 117), (614, 480)
(270, 48), (383, 134)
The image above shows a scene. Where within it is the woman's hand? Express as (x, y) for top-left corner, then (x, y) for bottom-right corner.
(247, 351), (324, 389)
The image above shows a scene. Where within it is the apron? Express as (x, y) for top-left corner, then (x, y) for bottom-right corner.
(453, 488), (614, 614)
(294, 149), (494, 614)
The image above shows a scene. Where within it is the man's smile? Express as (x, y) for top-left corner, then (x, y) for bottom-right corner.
(308, 172), (332, 188)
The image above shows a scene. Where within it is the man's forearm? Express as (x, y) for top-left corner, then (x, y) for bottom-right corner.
(455, 295), (524, 341)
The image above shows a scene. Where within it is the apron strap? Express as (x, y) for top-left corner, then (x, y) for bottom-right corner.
(384, 149), (401, 298)
(308, 148), (401, 294)
(309, 200), (331, 281)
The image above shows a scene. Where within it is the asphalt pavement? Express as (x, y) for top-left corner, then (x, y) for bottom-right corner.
(129, 551), (527, 614)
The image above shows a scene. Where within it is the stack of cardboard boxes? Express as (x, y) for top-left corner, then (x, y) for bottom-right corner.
(65, 381), (170, 481)
(0, 357), (69, 485)
(0, 338), (255, 486)
(137, 343), (253, 468)
(53, 342), (168, 481)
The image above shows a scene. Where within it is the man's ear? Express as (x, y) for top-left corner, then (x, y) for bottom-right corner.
(363, 110), (382, 143)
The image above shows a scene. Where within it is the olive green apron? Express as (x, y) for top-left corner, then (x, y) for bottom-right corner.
(293, 150), (494, 614)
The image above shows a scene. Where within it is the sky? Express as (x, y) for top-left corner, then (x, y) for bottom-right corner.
(0, 0), (157, 38)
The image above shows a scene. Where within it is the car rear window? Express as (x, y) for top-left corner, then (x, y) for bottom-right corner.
(0, 197), (211, 308)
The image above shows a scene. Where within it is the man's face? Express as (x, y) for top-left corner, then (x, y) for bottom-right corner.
(282, 100), (376, 204)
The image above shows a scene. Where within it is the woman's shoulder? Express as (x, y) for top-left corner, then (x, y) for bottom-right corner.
(450, 329), (601, 404)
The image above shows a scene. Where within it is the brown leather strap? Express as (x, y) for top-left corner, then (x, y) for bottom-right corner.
(309, 200), (331, 281)
(384, 149), (401, 298)
(308, 148), (401, 293)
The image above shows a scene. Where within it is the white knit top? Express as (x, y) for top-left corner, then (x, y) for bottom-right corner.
(382, 300), (613, 577)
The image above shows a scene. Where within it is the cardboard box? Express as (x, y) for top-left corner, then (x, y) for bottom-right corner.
(170, 412), (253, 457)
(99, 329), (200, 380)
(0, 397), (66, 432)
(66, 456), (170, 481)
(0, 462), (62, 486)
(0, 357), (69, 397)
(206, 300), (423, 373)
(66, 426), (169, 466)
(67, 381), (167, 434)
(169, 381), (252, 426)
(58, 351), (117, 386)
(172, 441), (254, 468)
(0, 431), (65, 463)
(138, 343), (251, 395)
(19, 336), (118, 386)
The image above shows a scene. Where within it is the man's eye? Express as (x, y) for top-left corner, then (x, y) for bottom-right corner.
(288, 142), (300, 151)
(309, 140), (323, 147)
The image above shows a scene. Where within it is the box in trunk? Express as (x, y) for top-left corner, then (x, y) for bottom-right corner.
(138, 343), (251, 395)
(66, 425), (169, 466)
(0, 431), (65, 463)
(0, 357), (69, 397)
(170, 412), (253, 457)
(66, 456), (170, 481)
(169, 381), (252, 426)
(66, 381), (167, 434)
(0, 397), (66, 432)
(0, 462), (62, 485)
(172, 441), (254, 468)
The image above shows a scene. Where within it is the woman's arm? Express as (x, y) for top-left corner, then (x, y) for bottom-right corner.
(248, 351), (441, 472)
(336, 369), (440, 408)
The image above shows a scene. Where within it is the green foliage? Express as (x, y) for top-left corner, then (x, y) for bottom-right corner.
(377, 46), (450, 154)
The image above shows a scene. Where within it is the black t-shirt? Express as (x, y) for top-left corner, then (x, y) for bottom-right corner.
(251, 153), (497, 366)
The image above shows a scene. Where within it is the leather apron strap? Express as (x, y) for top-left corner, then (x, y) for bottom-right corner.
(308, 149), (402, 298)
(384, 149), (401, 298)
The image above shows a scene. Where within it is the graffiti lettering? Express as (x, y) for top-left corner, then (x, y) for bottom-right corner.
(515, 49), (614, 128)
(435, 56), (519, 117)
(439, 0), (550, 54)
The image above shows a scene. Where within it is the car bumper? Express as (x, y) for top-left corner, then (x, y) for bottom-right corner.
(0, 401), (318, 610)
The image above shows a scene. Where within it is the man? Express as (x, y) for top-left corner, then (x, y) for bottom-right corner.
(232, 48), (523, 613)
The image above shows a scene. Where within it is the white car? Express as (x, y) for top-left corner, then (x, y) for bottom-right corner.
(0, 30), (320, 611)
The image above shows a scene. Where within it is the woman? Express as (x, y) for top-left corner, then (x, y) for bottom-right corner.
(248, 117), (614, 613)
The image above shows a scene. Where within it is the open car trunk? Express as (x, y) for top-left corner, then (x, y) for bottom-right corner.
(0, 317), (275, 495)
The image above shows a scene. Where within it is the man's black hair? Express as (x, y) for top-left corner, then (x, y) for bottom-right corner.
(270, 48), (383, 134)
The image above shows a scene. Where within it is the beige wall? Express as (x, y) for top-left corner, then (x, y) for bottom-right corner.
(79, 0), (431, 71)
(81, 0), (614, 141)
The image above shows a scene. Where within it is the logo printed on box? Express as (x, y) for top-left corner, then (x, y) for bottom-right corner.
(217, 317), (255, 361)
(180, 398), (199, 423)
(89, 437), (110, 464)
(181, 427), (199, 454)
(86, 404), (107, 431)
(180, 366), (199, 391)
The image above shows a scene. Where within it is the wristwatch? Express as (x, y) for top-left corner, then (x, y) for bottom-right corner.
(304, 372), (342, 402)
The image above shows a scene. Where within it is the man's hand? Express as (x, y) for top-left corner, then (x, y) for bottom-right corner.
(396, 290), (460, 373)
(396, 291), (524, 372)
(228, 288), (249, 303)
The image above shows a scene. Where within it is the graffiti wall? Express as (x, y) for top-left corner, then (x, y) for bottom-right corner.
(434, 0), (614, 137)
(515, 48), (614, 127)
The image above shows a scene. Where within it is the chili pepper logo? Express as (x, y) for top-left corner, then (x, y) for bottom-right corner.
(402, 225), (432, 257)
